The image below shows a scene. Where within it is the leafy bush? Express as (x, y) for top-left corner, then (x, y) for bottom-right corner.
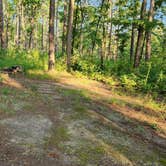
(120, 74), (137, 92)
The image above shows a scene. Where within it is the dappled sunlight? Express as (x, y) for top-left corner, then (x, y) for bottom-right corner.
(47, 71), (164, 113)
(68, 120), (133, 165)
(0, 73), (24, 90)
(25, 70), (165, 125)
(1, 74), (165, 165)
(109, 104), (166, 136)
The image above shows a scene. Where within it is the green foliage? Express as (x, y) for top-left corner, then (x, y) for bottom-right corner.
(0, 87), (11, 95)
(0, 49), (48, 71)
(67, 54), (166, 100)
(1, 47), (165, 101)
(120, 74), (137, 92)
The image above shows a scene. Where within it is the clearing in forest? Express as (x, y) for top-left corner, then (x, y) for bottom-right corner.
(0, 73), (166, 166)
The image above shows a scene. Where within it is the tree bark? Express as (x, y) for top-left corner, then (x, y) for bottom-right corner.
(134, 0), (147, 68)
(141, 33), (146, 59)
(48, 0), (55, 71)
(28, 18), (35, 49)
(101, 22), (106, 70)
(6, 19), (9, 48)
(71, 0), (79, 54)
(55, 0), (59, 55)
(145, 0), (155, 61)
(62, 0), (67, 55)
(0, 0), (5, 49)
(41, 17), (44, 50)
(115, 25), (119, 60)
(66, 0), (75, 72)
(130, 23), (135, 61)
(17, 7), (21, 46)
(79, 0), (85, 55)
(107, 0), (113, 59)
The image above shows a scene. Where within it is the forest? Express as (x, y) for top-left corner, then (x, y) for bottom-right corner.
(0, 0), (166, 165)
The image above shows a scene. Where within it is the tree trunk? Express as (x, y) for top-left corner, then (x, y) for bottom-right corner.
(101, 23), (106, 70)
(17, 10), (21, 46)
(130, 23), (135, 61)
(145, 0), (155, 61)
(115, 26), (119, 60)
(28, 18), (35, 49)
(0, 0), (5, 49)
(48, 0), (55, 71)
(41, 18), (44, 50)
(71, 0), (79, 54)
(141, 33), (146, 59)
(79, 0), (85, 55)
(134, 0), (147, 68)
(55, 0), (59, 55)
(107, 0), (113, 59)
(62, 0), (67, 55)
(6, 20), (9, 48)
(66, 0), (75, 72)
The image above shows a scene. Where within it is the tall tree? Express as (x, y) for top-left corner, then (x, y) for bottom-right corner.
(48, 0), (55, 71)
(0, 0), (4, 48)
(130, 23), (135, 61)
(66, 0), (75, 72)
(91, 0), (105, 54)
(134, 0), (147, 67)
(62, 0), (67, 55)
(145, 0), (155, 61)
(16, 1), (22, 46)
(55, 0), (59, 54)
(107, 0), (113, 58)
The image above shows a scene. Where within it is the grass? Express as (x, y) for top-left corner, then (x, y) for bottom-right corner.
(45, 126), (70, 148)
(71, 104), (88, 120)
(0, 68), (165, 165)
(0, 50), (166, 164)
(29, 84), (38, 92)
(0, 87), (11, 95)
(74, 141), (106, 166)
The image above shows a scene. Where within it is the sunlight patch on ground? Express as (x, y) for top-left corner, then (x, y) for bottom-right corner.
(0, 73), (24, 89)
(0, 115), (52, 152)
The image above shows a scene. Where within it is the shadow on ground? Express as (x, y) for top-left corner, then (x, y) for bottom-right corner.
(0, 74), (166, 166)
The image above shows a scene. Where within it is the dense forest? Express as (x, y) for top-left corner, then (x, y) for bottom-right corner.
(0, 0), (165, 98)
(0, 0), (166, 165)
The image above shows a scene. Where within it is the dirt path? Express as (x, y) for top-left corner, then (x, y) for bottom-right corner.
(0, 74), (166, 166)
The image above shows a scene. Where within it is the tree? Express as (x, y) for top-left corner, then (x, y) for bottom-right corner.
(134, 0), (147, 68)
(23, 0), (43, 49)
(66, 0), (75, 72)
(107, 0), (113, 58)
(55, 0), (59, 55)
(16, 0), (22, 46)
(48, 0), (55, 71)
(145, 0), (155, 61)
(0, 0), (4, 49)
(129, 0), (140, 62)
(62, 0), (67, 55)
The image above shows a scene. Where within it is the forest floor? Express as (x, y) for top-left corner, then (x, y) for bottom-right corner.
(0, 72), (166, 166)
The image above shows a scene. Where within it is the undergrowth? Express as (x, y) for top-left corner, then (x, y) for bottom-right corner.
(0, 49), (165, 103)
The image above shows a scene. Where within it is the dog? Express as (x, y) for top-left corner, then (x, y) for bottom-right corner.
(1, 66), (23, 74)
